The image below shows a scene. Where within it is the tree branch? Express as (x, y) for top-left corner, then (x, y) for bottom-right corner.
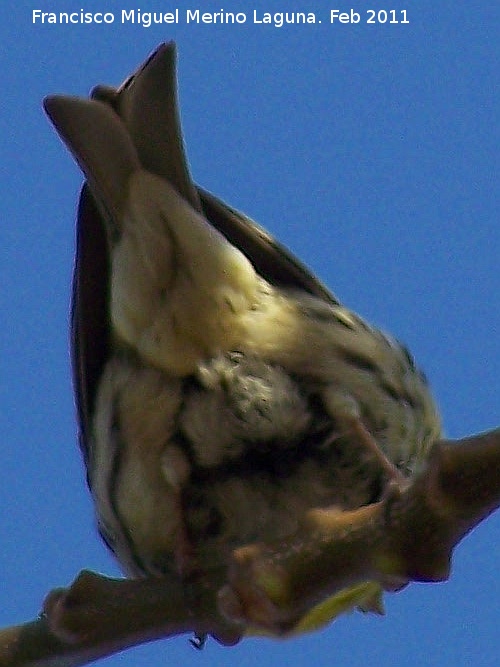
(220, 429), (500, 633)
(1, 429), (499, 666)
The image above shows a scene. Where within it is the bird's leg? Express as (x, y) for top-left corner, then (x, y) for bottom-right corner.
(347, 416), (409, 491)
(173, 493), (197, 577)
(161, 445), (197, 577)
(323, 388), (408, 493)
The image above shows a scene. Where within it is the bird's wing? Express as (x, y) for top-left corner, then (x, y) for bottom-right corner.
(198, 187), (337, 303)
(43, 95), (141, 459)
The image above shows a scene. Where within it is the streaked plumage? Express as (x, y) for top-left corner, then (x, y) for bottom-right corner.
(44, 43), (440, 614)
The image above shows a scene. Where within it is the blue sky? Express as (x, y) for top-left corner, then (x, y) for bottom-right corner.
(1, 1), (499, 666)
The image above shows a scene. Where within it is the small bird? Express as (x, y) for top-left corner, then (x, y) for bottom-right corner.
(44, 43), (441, 628)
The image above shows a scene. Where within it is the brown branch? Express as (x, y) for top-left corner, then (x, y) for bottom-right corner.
(1, 429), (499, 666)
(0, 571), (240, 667)
(221, 429), (500, 633)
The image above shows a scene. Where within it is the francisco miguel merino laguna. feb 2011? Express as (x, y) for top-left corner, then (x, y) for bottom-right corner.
(33, 8), (412, 26)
